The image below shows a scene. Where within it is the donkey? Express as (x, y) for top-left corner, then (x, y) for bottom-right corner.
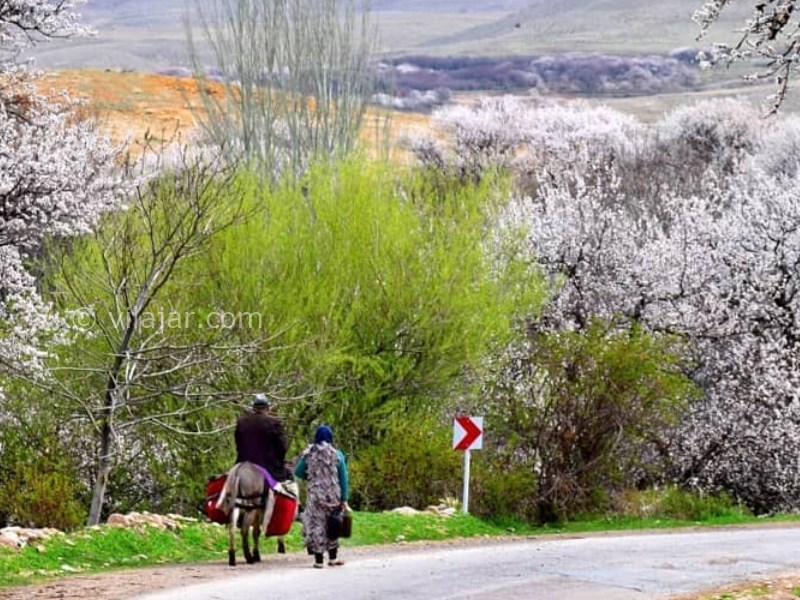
(221, 462), (264, 566)
(217, 462), (289, 566)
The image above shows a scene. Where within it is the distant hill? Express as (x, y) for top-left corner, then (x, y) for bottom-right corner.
(425, 0), (753, 55)
(26, 0), (753, 70)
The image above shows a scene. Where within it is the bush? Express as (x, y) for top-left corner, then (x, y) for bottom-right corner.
(348, 413), (461, 511)
(471, 459), (538, 522)
(482, 321), (696, 524)
(0, 423), (85, 530)
(614, 486), (745, 521)
(0, 463), (85, 531)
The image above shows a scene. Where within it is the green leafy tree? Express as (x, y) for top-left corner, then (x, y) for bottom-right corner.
(193, 160), (543, 454)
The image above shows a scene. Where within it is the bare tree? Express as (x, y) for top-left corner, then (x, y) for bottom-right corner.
(187, 0), (376, 179)
(45, 147), (278, 525)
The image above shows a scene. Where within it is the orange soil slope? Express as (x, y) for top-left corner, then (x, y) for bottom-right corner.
(43, 69), (431, 159)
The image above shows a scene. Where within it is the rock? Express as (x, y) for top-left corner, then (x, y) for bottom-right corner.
(0, 526), (62, 551)
(60, 564), (78, 572)
(389, 506), (419, 516)
(107, 514), (131, 527)
(0, 534), (20, 550)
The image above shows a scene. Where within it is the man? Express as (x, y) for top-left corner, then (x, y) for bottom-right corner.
(235, 393), (289, 480)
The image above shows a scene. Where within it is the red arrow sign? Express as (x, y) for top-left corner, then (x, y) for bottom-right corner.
(453, 416), (483, 451)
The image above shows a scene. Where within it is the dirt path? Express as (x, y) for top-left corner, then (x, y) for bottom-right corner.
(672, 573), (800, 600)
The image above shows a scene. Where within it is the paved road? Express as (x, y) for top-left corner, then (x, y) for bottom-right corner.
(135, 527), (800, 600)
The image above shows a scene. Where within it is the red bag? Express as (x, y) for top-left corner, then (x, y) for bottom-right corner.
(265, 489), (298, 536)
(202, 474), (229, 525)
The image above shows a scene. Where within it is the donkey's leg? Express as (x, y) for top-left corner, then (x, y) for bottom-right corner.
(252, 509), (262, 563)
(242, 510), (254, 565)
(228, 507), (240, 567)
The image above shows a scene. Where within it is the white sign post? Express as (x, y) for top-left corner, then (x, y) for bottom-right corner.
(453, 415), (483, 515)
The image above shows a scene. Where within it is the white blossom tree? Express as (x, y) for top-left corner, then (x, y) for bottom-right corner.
(695, 0), (800, 111)
(0, 1), (127, 379)
(424, 97), (800, 513)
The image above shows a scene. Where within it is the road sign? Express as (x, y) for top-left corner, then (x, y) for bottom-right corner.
(453, 415), (484, 515)
(453, 415), (483, 451)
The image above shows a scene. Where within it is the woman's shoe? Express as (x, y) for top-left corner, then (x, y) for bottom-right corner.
(328, 560), (345, 566)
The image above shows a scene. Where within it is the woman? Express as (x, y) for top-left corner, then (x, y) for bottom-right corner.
(294, 424), (350, 568)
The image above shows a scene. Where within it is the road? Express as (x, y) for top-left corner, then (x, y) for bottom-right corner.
(135, 527), (800, 600)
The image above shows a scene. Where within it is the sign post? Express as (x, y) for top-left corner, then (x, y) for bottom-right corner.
(453, 415), (483, 515)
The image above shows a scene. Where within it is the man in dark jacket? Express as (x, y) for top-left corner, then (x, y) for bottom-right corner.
(235, 394), (289, 479)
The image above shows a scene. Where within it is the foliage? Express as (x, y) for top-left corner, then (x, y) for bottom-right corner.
(378, 53), (699, 100)
(427, 95), (800, 514)
(348, 413), (461, 511)
(44, 151), (259, 525)
(188, 0), (376, 179)
(613, 486), (745, 522)
(0, 1), (127, 380)
(470, 458), (538, 522)
(195, 159), (543, 454)
(482, 322), (695, 523)
(15, 156), (540, 525)
(0, 400), (84, 530)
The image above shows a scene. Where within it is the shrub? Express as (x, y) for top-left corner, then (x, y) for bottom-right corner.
(0, 423), (85, 530)
(348, 413), (461, 511)
(482, 321), (696, 524)
(614, 486), (745, 521)
(471, 458), (538, 522)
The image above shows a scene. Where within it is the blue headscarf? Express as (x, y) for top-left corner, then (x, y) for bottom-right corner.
(314, 424), (333, 445)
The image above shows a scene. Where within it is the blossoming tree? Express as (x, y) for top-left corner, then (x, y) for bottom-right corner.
(695, 0), (800, 111)
(417, 96), (800, 514)
(0, 0), (126, 377)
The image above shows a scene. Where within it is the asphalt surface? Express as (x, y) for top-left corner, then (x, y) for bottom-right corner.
(134, 527), (800, 600)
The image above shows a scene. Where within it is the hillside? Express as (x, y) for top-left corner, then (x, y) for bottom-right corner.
(26, 0), (755, 70)
(425, 0), (754, 55)
(42, 70), (430, 156)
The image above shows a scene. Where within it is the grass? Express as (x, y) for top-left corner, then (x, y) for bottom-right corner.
(2, 507), (800, 589)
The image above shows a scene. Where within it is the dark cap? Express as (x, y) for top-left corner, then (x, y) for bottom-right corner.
(252, 393), (270, 408)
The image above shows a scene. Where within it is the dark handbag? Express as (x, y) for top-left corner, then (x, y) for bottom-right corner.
(326, 507), (352, 539)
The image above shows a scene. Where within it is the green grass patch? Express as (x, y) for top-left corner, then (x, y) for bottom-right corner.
(2, 507), (799, 589)
(0, 522), (230, 587)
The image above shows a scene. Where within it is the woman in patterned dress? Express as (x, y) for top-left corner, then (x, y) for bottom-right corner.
(294, 424), (350, 568)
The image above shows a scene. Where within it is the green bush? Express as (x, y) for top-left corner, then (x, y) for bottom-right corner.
(483, 320), (697, 524)
(0, 422), (85, 530)
(471, 458), (538, 521)
(614, 486), (746, 521)
(349, 413), (461, 511)
(0, 463), (85, 531)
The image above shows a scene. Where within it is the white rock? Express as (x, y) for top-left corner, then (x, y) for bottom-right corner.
(389, 506), (419, 516)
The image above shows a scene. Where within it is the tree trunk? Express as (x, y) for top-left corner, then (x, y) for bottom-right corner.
(87, 419), (113, 526)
